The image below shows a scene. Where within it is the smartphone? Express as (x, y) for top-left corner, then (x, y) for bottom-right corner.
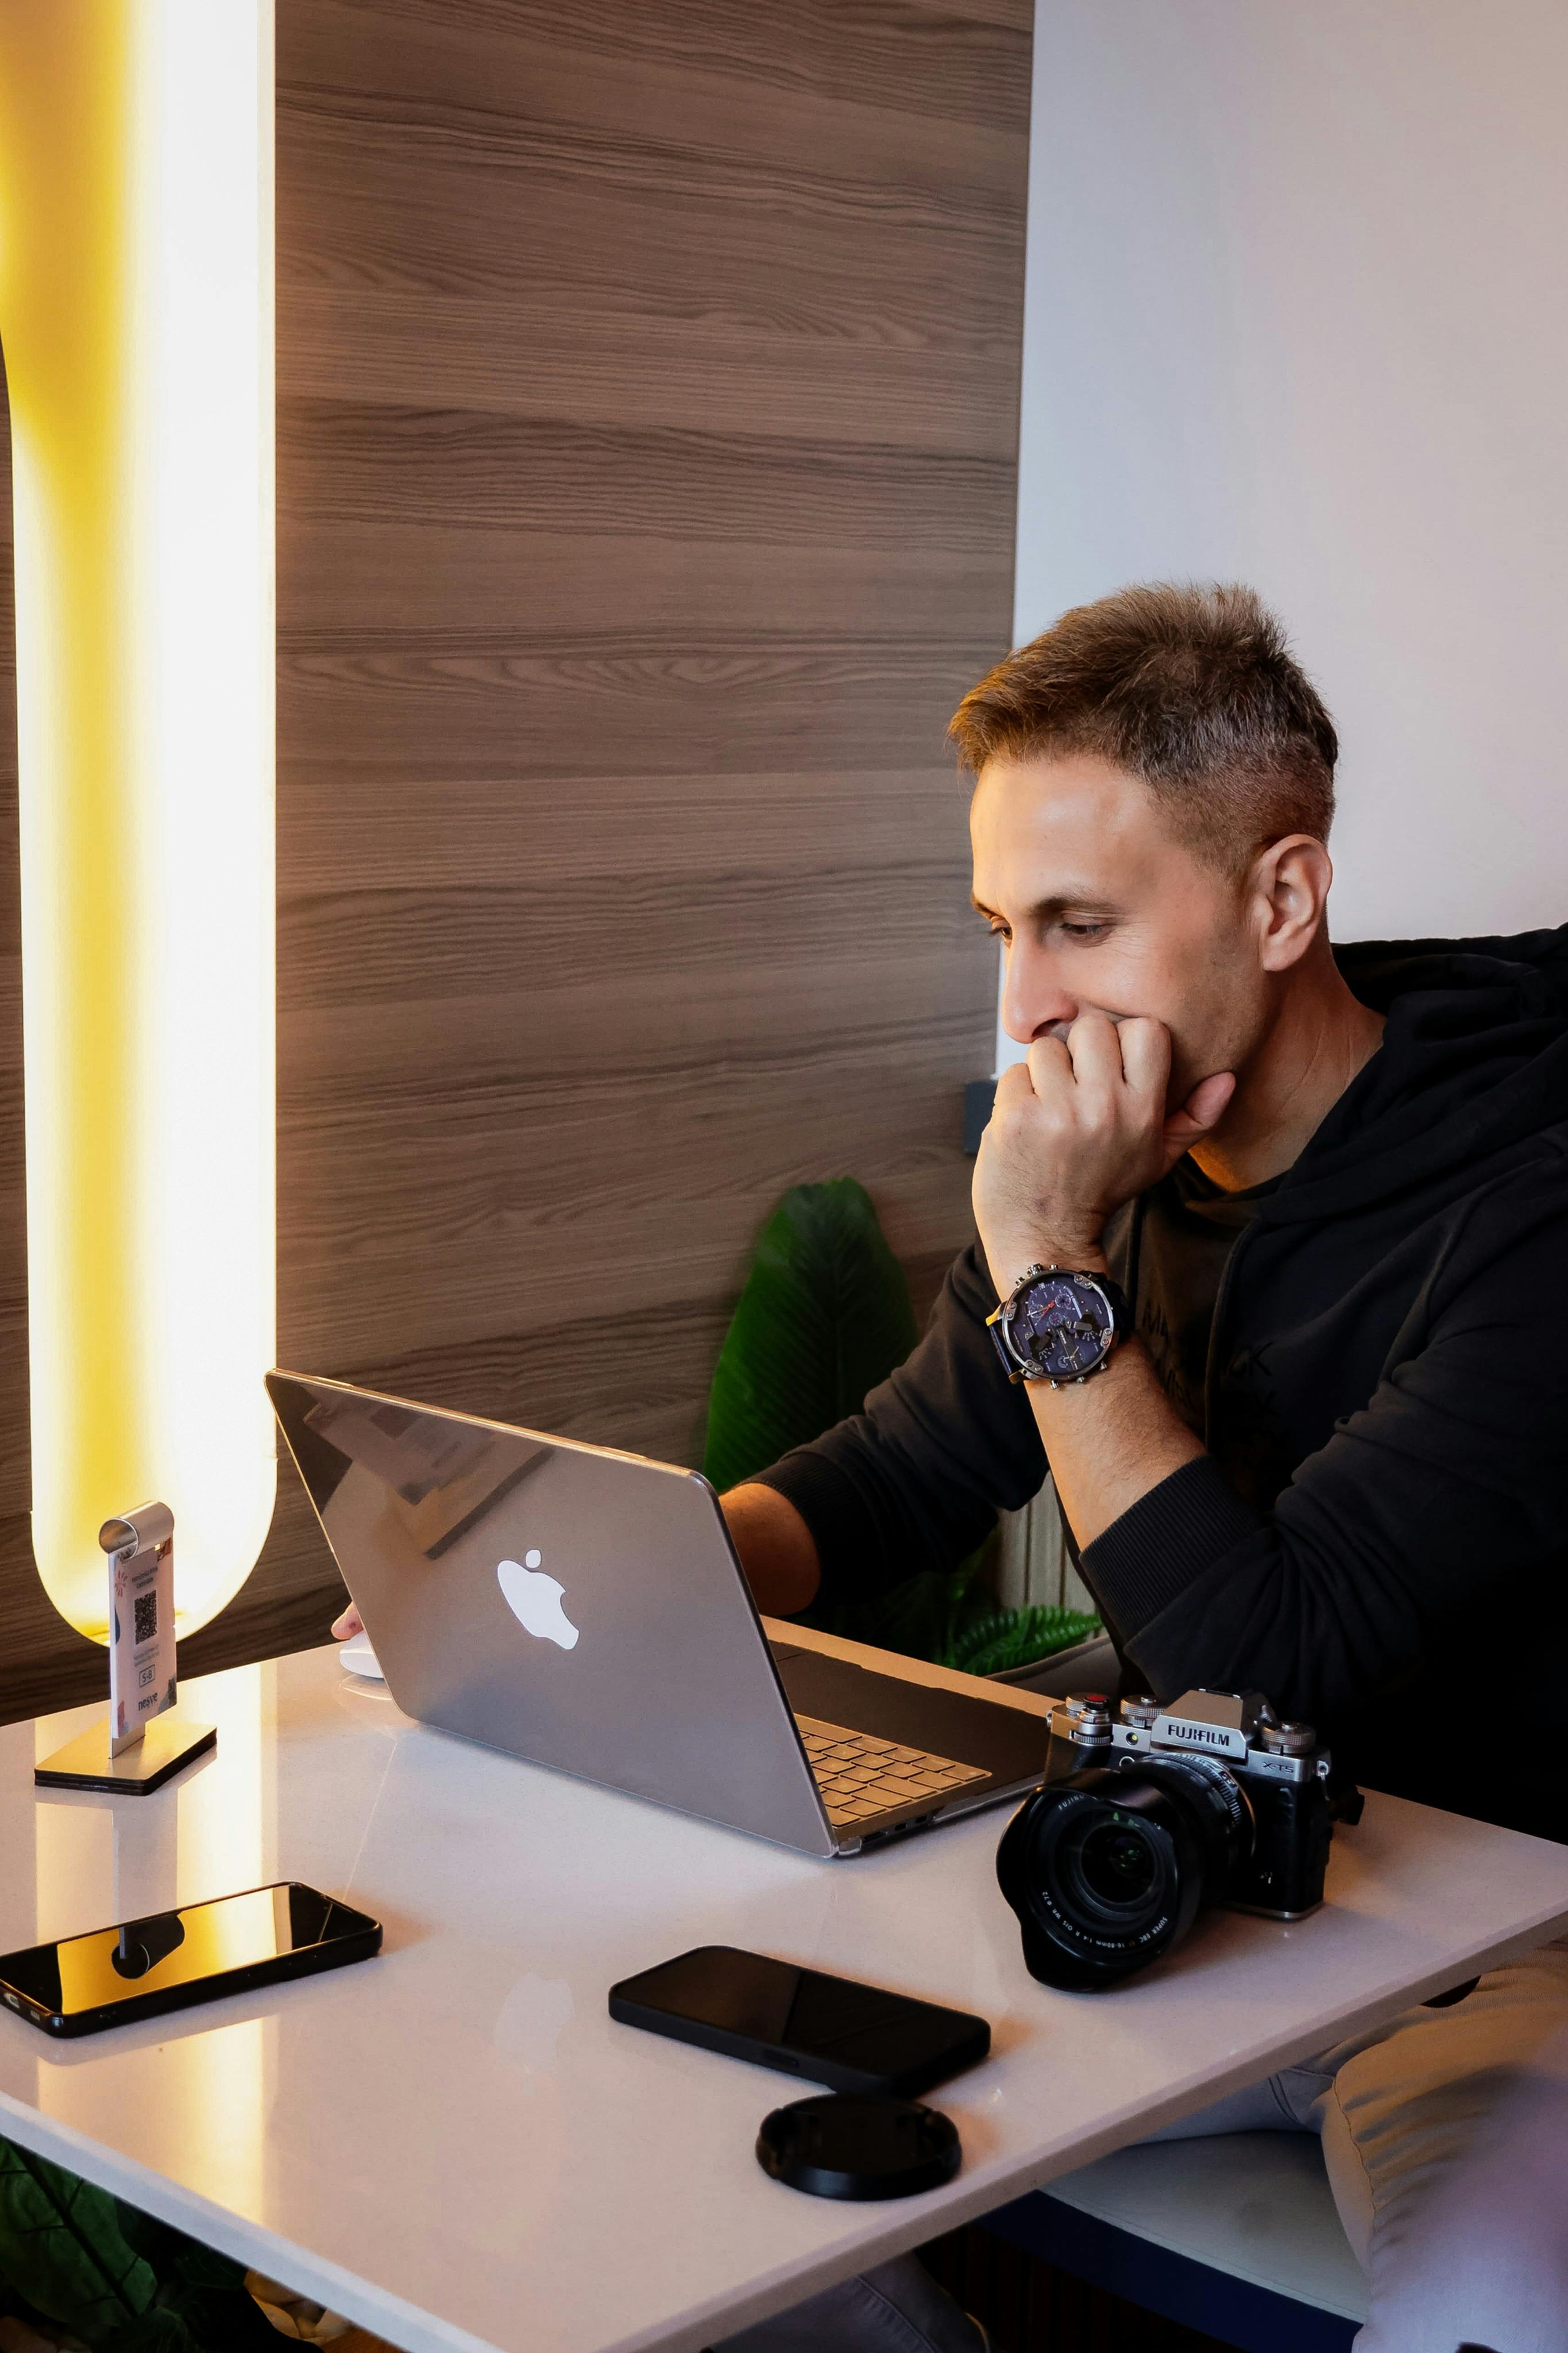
(0, 1884), (382, 2038)
(608, 1944), (989, 2097)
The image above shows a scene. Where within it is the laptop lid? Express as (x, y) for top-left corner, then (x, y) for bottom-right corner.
(267, 1372), (836, 1857)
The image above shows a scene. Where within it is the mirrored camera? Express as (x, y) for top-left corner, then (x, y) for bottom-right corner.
(997, 1688), (1360, 1991)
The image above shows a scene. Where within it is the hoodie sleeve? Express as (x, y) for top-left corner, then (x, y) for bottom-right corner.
(1079, 1162), (1568, 1730)
(751, 1240), (1047, 1603)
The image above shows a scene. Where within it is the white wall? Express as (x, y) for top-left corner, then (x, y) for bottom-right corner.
(1011, 0), (1568, 970)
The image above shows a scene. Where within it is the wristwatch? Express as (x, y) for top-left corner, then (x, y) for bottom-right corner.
(986, 1265), (1129, 1387)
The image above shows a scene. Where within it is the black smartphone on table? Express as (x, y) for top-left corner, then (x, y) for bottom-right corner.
(0, 1884), (381, 2038)
(609, 1944), (989, 2097)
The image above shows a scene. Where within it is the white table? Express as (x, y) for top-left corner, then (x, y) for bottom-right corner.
(2, 1633), (1565, 2353)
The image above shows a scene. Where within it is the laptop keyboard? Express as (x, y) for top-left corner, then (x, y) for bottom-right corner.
(794, 1714), (989, 1829)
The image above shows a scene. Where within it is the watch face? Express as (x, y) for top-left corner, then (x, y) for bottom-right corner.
(1007, 1275), (1115, 1381)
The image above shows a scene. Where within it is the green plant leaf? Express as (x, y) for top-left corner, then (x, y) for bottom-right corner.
(702, 1179), (918, 1495)
(0, 2270), (57, 2328)
(0, 2138), (157, 2351)
(114, 2202), (282, 2351)
(941, 1606), (1101, 1678)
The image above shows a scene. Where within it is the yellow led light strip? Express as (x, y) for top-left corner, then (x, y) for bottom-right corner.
(0, 1), (275, 1640)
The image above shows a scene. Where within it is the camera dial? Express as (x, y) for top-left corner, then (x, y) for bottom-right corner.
(1260, 1722), (1314, 1755)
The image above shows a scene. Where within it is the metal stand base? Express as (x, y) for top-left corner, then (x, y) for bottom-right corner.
(35, 1715), (217, 1795)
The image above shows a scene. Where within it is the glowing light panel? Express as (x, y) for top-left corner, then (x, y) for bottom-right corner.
(0, 2), (275, 1639)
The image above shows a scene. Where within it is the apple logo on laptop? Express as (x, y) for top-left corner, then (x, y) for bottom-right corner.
(497, 1550), (580, 1652)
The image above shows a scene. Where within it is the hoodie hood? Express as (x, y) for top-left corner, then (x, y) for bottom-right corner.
(1262, 924), (1568, 1222)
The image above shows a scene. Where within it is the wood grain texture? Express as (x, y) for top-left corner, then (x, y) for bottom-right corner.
(1, 0), (1029, 1720)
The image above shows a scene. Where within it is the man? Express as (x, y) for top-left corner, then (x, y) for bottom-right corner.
(715, 584), (1568, 2353)
(335, 585), (1568, 2349)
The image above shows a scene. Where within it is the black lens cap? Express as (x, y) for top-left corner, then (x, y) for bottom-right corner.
(756, 2094), (961, 2201)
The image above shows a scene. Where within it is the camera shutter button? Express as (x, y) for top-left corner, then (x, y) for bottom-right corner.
(1065, 1695), (1113, 1744)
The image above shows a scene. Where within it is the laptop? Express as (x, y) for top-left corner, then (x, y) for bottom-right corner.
(267, 1371), (1056, 1858)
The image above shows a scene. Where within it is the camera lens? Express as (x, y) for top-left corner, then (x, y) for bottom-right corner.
(997, 1760), (1253, 1991)
(1075, 1818), (1158, 1908)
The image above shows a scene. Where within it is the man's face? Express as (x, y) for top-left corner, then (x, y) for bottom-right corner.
(969, 753), (1272, 1102)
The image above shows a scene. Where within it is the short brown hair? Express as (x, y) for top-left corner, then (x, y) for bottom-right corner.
(948, 582), (1337, 869)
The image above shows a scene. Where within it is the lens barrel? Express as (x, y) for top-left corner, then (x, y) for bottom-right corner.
(997, 1760), (1253, 1990)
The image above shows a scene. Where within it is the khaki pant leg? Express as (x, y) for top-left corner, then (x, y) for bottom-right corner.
(1306, 1939), (1568, 2351)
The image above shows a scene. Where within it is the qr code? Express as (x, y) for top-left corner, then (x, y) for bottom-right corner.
(134, 1590), (159, 1645)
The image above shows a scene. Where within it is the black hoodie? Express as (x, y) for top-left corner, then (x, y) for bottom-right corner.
(757, 929), (1568, 1843)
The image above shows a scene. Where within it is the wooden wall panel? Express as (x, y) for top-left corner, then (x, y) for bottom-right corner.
(1, 0), (1030, 1721)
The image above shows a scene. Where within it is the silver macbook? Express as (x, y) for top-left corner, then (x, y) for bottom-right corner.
(267, 1371), (1055, 1858)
